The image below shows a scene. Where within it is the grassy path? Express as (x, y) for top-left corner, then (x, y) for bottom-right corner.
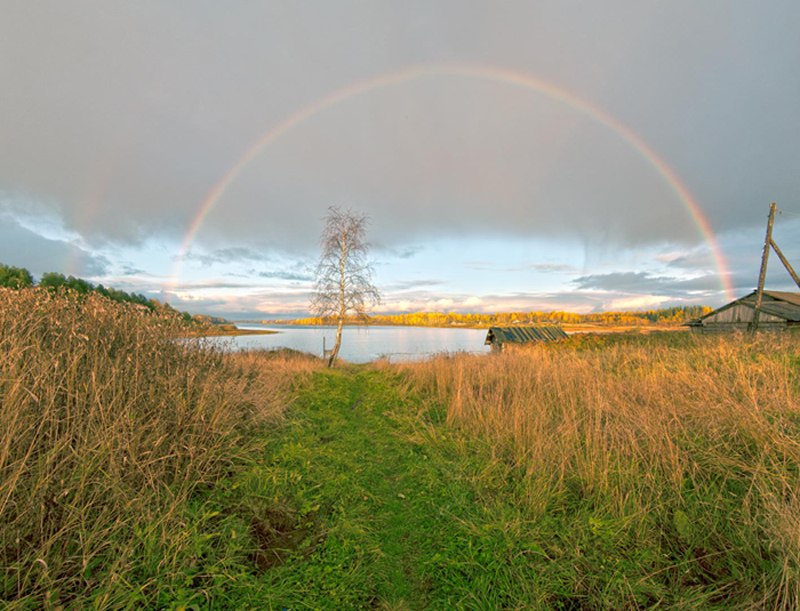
(228, 367), (543, 610)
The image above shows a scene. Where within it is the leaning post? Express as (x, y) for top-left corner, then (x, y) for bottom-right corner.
(752, 202), (776, 332)
(769, 237), (800, 290)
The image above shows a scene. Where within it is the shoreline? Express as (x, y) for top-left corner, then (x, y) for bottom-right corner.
(186, 327), (279, 338)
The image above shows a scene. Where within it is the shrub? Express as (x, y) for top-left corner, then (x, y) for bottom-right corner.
(0, 264), (33, 289)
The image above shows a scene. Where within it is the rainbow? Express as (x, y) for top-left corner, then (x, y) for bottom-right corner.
(172, 64), (734, 300)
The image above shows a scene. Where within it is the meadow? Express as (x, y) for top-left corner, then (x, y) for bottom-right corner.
(3, 287), (800, 609)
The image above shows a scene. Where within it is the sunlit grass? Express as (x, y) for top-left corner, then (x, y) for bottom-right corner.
(396, 332), (800, 608)
(0, 288), (321, 609)
(5, 289), (800, 609)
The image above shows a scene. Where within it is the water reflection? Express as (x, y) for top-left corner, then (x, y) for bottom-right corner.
(208, 324), (491, 363)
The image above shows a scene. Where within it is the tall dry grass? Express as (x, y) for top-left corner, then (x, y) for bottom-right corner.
(397, 333), (800, 608)
(0, 288), (320, 608)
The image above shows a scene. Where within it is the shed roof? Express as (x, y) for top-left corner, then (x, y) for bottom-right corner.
(688, 290), (800, 326)
(485, 326), (568, 345)
(760, 291), (800, 309)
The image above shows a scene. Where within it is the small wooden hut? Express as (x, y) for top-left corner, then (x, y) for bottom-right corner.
(686, 290), (800, 331)
(484, 325), (568, 352)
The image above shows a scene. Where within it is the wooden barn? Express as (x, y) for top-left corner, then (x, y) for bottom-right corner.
(484, 325), (568, 352)
(686, 290), (800, 331)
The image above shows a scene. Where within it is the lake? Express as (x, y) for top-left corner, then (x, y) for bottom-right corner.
(208, 324), (491, 363)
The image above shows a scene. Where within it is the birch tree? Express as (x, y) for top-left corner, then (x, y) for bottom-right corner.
(310, 207), (380, 367)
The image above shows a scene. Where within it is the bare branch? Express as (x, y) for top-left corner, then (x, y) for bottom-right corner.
(310, 206), (381, 366)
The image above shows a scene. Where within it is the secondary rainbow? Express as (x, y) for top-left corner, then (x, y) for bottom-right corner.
(172, 64), (734, 300)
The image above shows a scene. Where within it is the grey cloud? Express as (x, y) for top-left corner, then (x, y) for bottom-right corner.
(572, 272), (721, 296)
(464, 261), (580, 273)
(164, 280), (277, 291)
(183, 247), (267, 266)
(0, 218), (110, 278)
(666, 253), (717, 272)
(103, 278), (244, 295)
(119, 265), (146, 276)
(384, 279), (446, 290)
(396, 247), (423, 260)
(573, 272), (663, 292)
(182, 246), (315, 281)
(671, 219), (800, 296)
(1, 2), (797, 254)
(379, 245), (424, 260)
(257, 270), (314, 282)
(528, 263), (580, 274)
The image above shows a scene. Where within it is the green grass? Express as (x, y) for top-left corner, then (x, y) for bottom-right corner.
(5, 291), (800, 610)
(180, 366), (673, 609)
(193, 366), (553, 609)
(184, 335), (800, 610)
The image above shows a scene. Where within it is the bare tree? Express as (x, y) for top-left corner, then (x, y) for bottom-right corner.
(310, 207), (380, 367)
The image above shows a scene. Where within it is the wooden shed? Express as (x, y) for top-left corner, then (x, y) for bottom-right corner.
(484, 325), (568, 351)
(686, 290), (800, 331)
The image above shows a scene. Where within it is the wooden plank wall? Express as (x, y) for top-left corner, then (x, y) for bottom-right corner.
(704, 304), (784, 324)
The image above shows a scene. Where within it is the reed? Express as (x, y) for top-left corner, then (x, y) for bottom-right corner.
(397, 333), (800, 608)
(0, 288), (319, 608)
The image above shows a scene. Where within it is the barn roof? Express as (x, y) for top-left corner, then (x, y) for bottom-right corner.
(760, 291), (800, 309)
(484, 325), (568, 345)
(687, 290), (800, 326)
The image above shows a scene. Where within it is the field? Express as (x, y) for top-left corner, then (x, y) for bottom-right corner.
(3, 288), (800, 609)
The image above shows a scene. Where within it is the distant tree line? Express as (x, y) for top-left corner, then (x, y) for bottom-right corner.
(39, 271), (163, 312)
(289, 305), (713, 328)
(0, 264), (34, 290)
(0, 262), (226, 327)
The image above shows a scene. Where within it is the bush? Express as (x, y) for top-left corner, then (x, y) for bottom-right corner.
(0, 264), (33, 289)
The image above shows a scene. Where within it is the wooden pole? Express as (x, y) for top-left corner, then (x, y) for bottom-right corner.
(769, 237), (800, 290)
(752, 202), (776, 332)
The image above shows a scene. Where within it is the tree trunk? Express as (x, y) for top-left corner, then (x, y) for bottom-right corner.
(328, 316), (343, 367)
(328, 230), (347, 368)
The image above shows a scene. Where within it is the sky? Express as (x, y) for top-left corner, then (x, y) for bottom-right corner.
(2, 1), (799, 319)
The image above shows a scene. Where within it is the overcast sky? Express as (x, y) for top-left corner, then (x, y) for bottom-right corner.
(2, 1), (799, 318)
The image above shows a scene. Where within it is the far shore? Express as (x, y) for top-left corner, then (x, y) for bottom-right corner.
(188, 325), (278, 338)
(234, 320), (689, 335)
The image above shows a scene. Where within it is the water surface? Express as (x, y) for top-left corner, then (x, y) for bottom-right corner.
(211, 324), (491, 363)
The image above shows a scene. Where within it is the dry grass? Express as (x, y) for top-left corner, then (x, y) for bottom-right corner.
(0, 288), (321, 608)
(7, 287), (800, 608)
(396, 333), (800, 608)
